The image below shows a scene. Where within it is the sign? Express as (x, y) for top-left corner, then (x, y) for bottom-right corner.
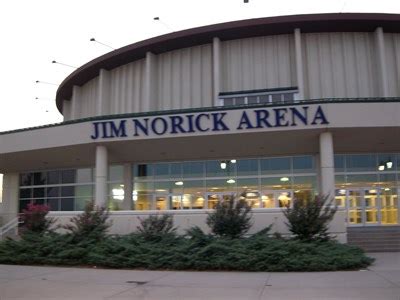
(90, 105), (328, 140)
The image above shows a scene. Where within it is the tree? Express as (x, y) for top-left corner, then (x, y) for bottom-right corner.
(206, 194), (253, 239)
(283, 195), (337, 242)
(21, 203), (55, 234)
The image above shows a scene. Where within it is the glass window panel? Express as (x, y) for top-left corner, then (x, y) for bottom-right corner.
(20, 188), (31, 199)
(183, 180), (205, 194)
(260, 157), (291, 174)
(187, 194), (205, 209)
(33, 188), (45, 198)
(277, 191), (292, 207)
(259, 95), (270, 103)
(135, 194), (152, 210)
(237, 159), (258, 176)
(134, 164), (153, 179)
(46, 186), (59, 198)
(109, 196), (123, 211)
(261, 192), (275, 208)
(154, 181), (183, 194)
(261, 177), (292, 190)
(236, 178), (259, 191)
(335, 189), (346, 207)
(271, 94), (282, 103)
(292, 176), (316, 190)
(170, 163), (182, 179)
(155, 195), (168, 210)
(169, 195), (182, 210)
(346, 174), (378, 188)
(223, 98), (234, 106)
(75, 198), (91, 211)
(206, 179), (235, 192)
(76, 185), (93, 198)
(61, 170), (76, 183)
(206, 160), (236, 177)
(283, 93), (294, 103)
(20, 173), (32, 186)
(335, 175), (346, 186)
(379, 173), (396, 187)
(247, 96), (258, 104)
(47, 198), (60, 211)
(76, 168), (92, 183)
(182, 161), (204, 178)
(293, 156), (314, 173)
(235, 97), (245, 105)
(60, 198), (74, 211)
(109, 183), (124, 201)
(47, 171), (60, 185)
(19, 200), (32, 212)
(34, 199), (45, 205)
(109, 165), (123, 182)
(345, 154), (376, 172)
(33, 172), (46, 185)
(334, 155), (345, 172)
(61, 186), (75, 197)
(134, 181), (153, 193)
(154, 163), (170, 179)
(293, 190), (313, 203)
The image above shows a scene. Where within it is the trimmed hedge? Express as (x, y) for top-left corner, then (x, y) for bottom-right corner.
(0, 233), (373, 272)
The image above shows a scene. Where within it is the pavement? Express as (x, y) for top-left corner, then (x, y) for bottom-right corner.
(0, 252), (399, 300)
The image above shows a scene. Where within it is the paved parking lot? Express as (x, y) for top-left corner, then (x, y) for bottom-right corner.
(0, 252), (399, 300)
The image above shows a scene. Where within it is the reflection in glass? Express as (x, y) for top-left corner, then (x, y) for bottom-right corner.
(260, 157), (291, 174)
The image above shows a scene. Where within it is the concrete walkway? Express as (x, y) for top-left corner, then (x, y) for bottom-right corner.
(0, 253), (399, 300)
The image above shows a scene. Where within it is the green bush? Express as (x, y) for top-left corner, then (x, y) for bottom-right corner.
(206, 195), (253, 238)
(283, 195), (338, 242)
(136, 214), (176, 241)
(64, 202), (111, 242)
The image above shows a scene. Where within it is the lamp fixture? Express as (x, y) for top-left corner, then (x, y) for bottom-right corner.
(220, 162), (227, 169)
(90, 37), (115, 50)
(175, 181), (184, 186)
(378, 162), (385, 171)
(280, 177), (289, 182)
(227, 179), (235, 184)
(230, 159), (237, 163)
(386, 160), (393, 169)
(51, 60), (77, 69)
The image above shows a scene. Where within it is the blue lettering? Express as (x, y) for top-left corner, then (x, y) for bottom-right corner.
(311, 106), (329, 125)
(274, 108), (289, 127)
(133, 118), (149, 136)
(195, 114), (210, 132)
(90, 122), (101, 140)
(237, 111), (254, 130)
(101, 122), (111, 138)
(151, 117), (168, 135)
(290, 107), (308, 126)
(110, 120), (127, 137)
(170, 116), (187, 134)
(255, 109), (272, 128)
(186, 114), (195, 133)
(211, 113), (229, 131)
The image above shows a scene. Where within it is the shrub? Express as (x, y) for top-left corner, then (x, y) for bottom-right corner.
(206, 194), (253, 238)
(136, 214), (176, 241)
(64, 202), (111, 242)
(283, 195), (338, 242)
(20, 203), (55, 234)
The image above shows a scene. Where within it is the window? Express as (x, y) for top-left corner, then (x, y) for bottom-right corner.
(218, 88), (299, 107)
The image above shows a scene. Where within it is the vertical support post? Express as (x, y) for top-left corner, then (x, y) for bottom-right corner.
(212, 37), (221, 105)
(70, 85), (80, 119)
(95, 145), (108, 208)
(294, 28), (305, 100)
(122, 163), (133, 210)
(1, 173), (19, 224)
(375, 27), (389, 97)
(319, 132), (335, 198)
(97, 69), (110, 116)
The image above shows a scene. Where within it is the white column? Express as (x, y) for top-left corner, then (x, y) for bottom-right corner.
(375, 27), (389, 97)
(122, 163), (133, 210)
(212, 37), (221, 105)
(319, 132), (335, 198)
(97, 69), (110, 116)
(1, 173), (19, 224)
(95, 145), (108, 208)
(294, 28), (305, 100)
(62, 100), (72, 121)
(144, 51), (156, 111)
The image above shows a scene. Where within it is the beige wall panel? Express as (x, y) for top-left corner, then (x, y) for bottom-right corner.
(303, 32), (378, 99)
(77, 77), (98, 118)
(221, 35), (295, 93)
(109, 59), (145, 115)
(62, 100), (72, 121)
(157, 44), (213, 111)
(385, 33), (400, 96)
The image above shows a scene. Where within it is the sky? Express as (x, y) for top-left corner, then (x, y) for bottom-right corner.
(0, 0), (399, 132)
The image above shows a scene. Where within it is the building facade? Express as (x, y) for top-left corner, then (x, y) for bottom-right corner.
(1, 13), (400, 248)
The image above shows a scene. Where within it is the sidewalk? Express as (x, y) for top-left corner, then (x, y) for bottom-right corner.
(0, 253), (399, 300)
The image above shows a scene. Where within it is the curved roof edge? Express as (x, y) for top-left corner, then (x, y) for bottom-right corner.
(55, 13), (400, 113)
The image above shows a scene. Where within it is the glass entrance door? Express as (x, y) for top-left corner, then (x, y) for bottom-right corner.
(347, 188), (384, 226)
(380, 188), (398, 224)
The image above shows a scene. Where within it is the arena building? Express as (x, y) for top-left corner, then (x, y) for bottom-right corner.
(1, 13), (400, 250)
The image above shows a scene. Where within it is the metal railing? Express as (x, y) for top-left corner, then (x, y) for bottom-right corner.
(0, 216), (20, 241)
